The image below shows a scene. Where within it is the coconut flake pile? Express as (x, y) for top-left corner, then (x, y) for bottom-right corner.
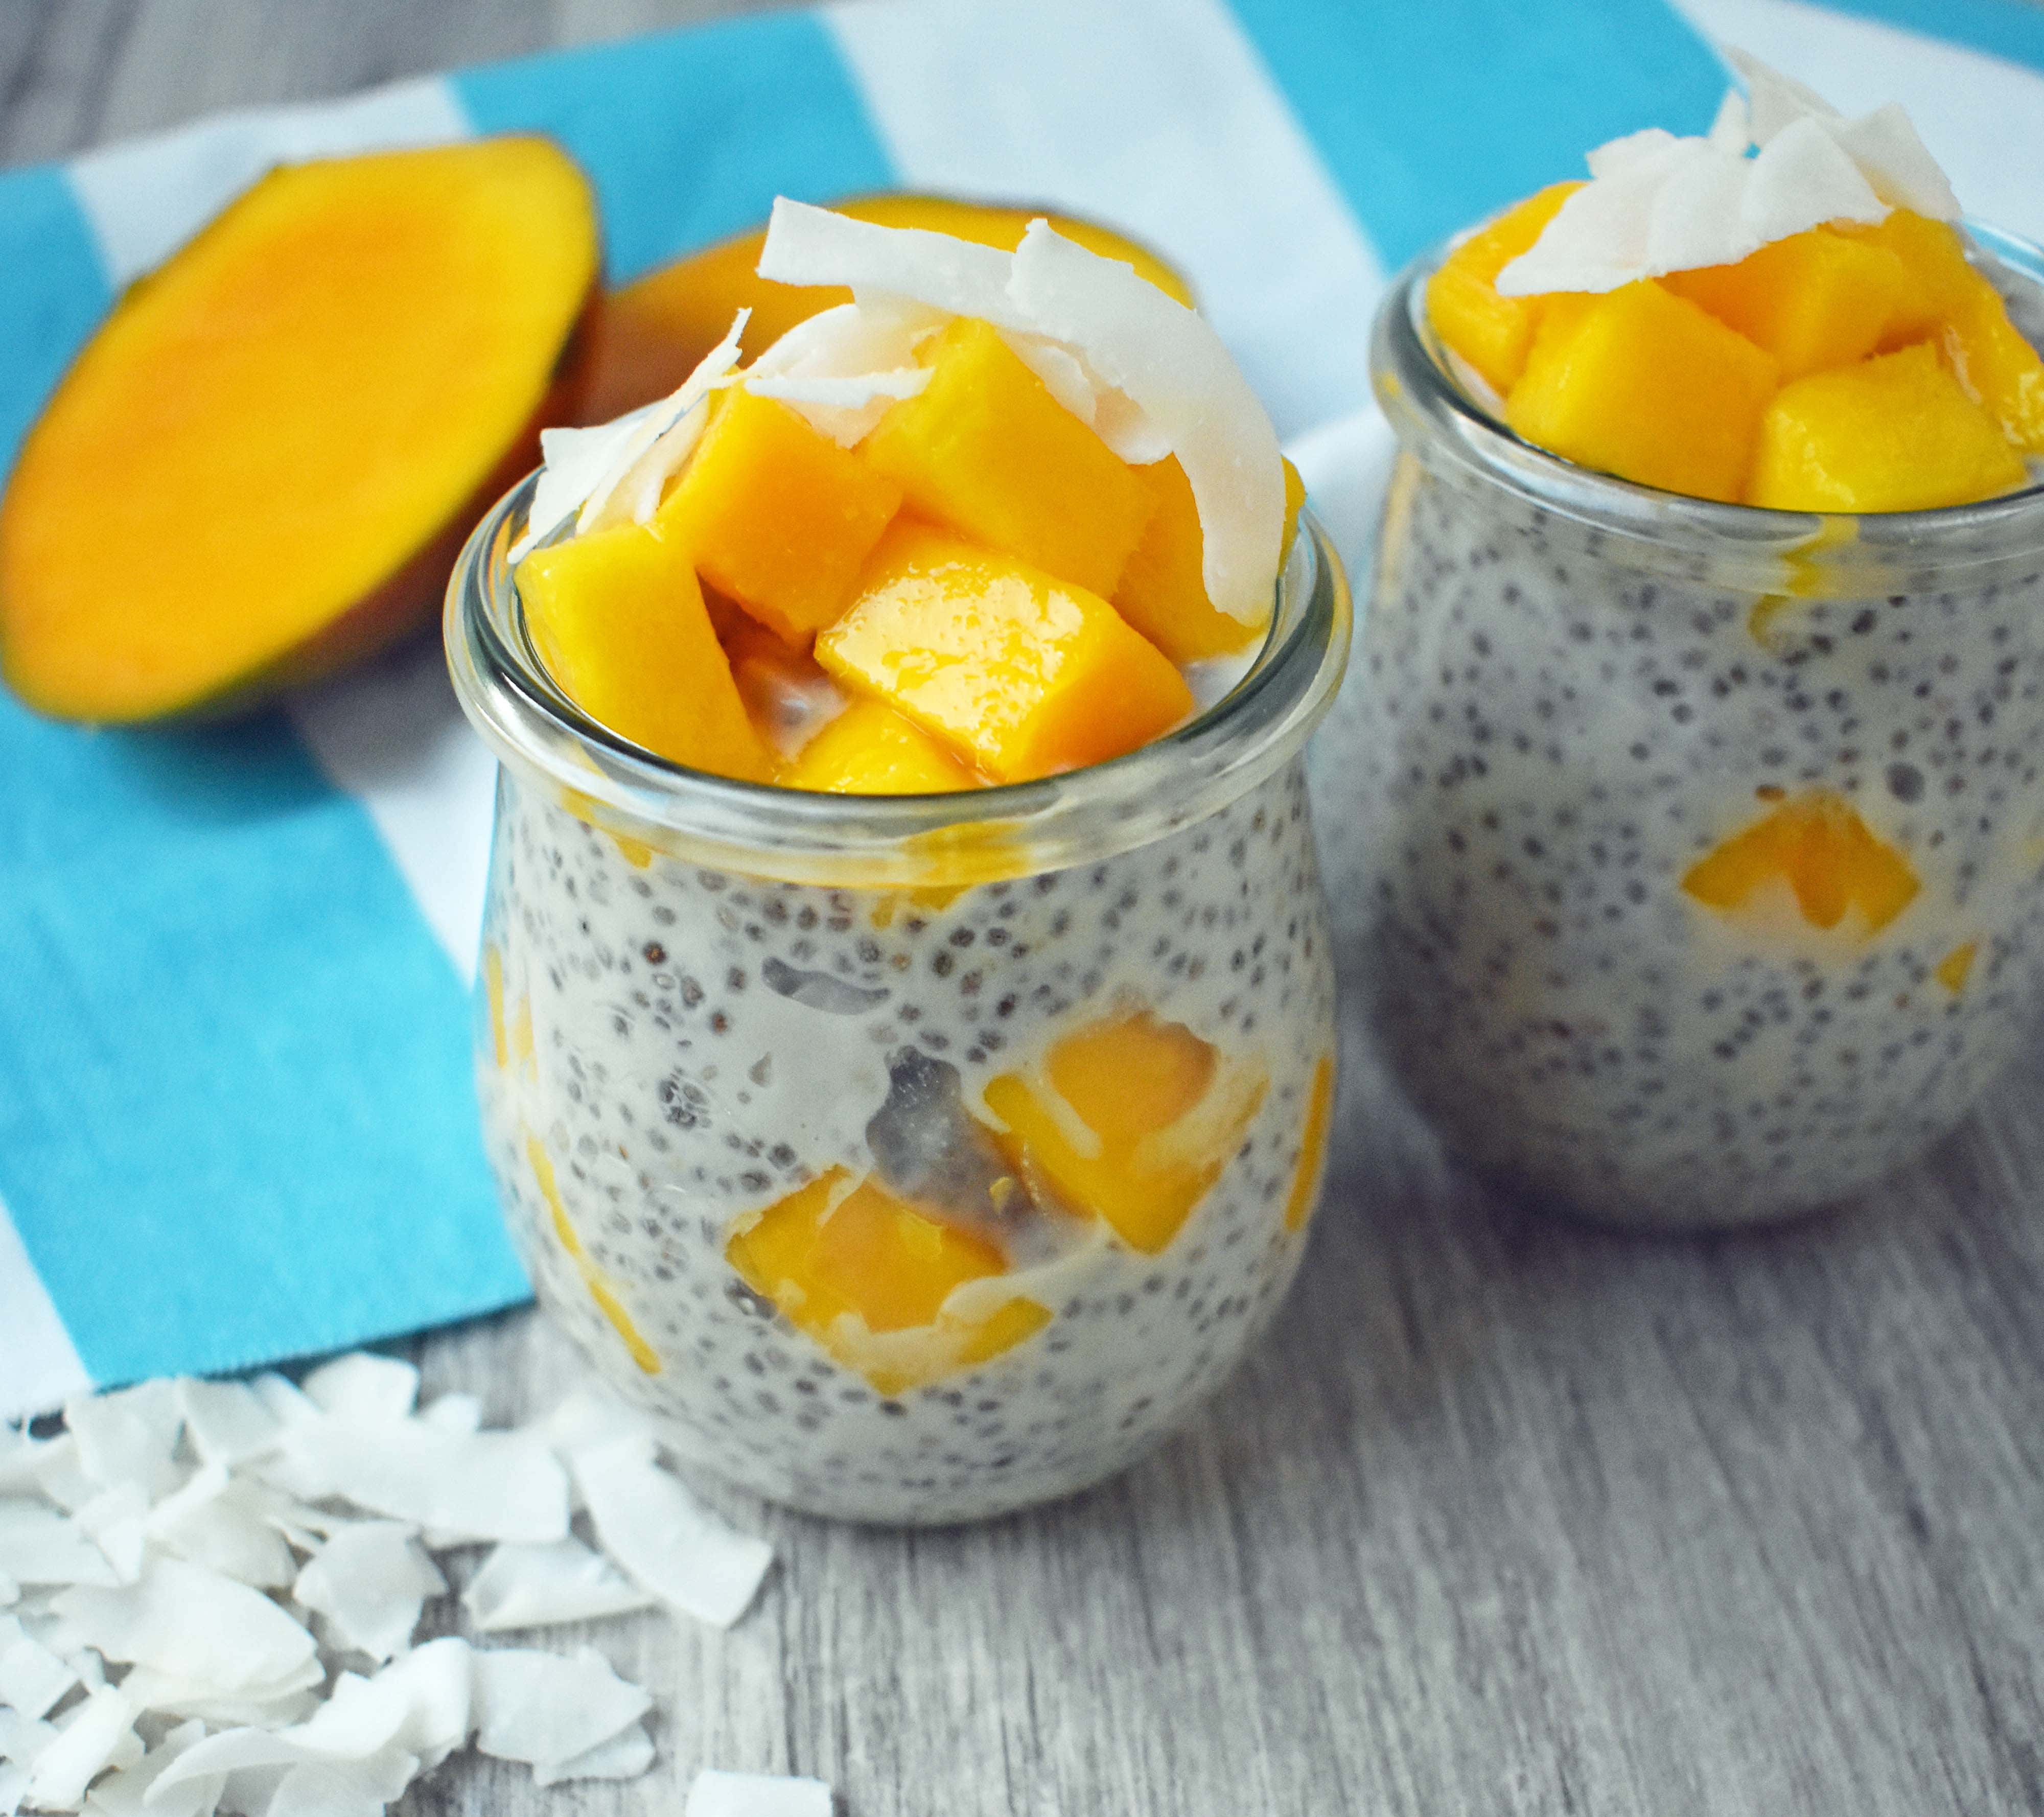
(0, 1358), (819, 1817)
(1496, 50), (1964, 297)
(517, 198), (1285, 627)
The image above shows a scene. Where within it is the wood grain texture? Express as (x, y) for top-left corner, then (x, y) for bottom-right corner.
(6, 5), (2043, 1812)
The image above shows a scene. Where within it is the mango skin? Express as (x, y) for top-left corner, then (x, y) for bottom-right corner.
(578, 193), (1195, 423)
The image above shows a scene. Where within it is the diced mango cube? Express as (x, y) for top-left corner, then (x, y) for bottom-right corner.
(1748, 342), (2026, 513)
(815, 521), (1193, 783)
(727, 1167), (1050, 1394)
(860, 317), (1153, 597)
(654, 387), (902, 646)
(1113, 456), (1308, 664)
(1682, 790), (1918, 934)
(1840, 210), (2044, 449)
(516, 522), (772, 782)
(786, 696), (981, 795)
(1424, 181), (1583, 395)
(1505, 281), (1779, 502)
(982, 1009), (1267, 1254)
(1665, 227), (1914, 380)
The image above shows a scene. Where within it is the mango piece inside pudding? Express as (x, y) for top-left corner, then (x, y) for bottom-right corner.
(983, 1009), (1268, 1255)
(726, 1167), (1051, 1397)
(1681, 790), (1919, 935)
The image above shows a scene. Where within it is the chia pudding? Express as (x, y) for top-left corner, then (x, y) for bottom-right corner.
(448, 482), (1349, 1522)
(1346, 229), (2044, 1228)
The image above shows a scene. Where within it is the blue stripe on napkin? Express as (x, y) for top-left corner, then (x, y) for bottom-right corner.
(454, 10), (895, 285)
(1226, 0), (1725, 270)
(0, 702), (525, 1388)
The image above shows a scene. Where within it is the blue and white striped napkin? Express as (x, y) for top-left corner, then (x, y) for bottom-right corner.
(5, 0), (2041, 1415)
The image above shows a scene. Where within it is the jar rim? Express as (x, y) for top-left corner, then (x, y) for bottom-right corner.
(444, 473), (1351, 887)
(1372, 217), (2044, 592)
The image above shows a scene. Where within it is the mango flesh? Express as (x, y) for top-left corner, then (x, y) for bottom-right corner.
(516, 522), (773, 782)
(726, 1166), (1051, 1395)
(1424, 182), (1583, 396)
(1113, 456), (1308, 664)
(982, 1009), (1267, 1254)
(815, 520), (1193, 783)
(1283, 1052), (1336, 1233)
(1506, 281), (1780, 503)
(785, 696), (982, 795)
(1841, 210), (2044, 448)
(861, 318), (1154, 600)
(654, 388), (902, 647)
(0, 137), (598, 721)
(1748, 342), (2027, 513)
(1665, 228), (1914, 381)
(1682, 791), (1919, 934)
(580, 194), (1194, 423)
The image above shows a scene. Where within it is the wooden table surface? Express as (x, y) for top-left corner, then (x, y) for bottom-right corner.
(7, 5), (2043, 1813)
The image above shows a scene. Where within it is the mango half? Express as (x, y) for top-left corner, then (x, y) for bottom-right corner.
(0, 138), (599, 722)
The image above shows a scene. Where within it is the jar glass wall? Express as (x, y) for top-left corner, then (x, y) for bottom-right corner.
(446, 476), (1350, 1522)
(1353, 229), (2044, 1229)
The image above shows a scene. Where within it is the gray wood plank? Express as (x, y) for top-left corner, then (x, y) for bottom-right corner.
(6, 4), (2043, 1812)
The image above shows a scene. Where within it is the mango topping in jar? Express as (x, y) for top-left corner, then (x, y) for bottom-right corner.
(447, 200), (1350, 1521)
(1350, 57), (2044, 1228)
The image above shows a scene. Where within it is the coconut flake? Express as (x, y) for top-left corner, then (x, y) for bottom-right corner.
(757, 198), (1024, 329)
(113, 1669), (322, 1735)
(141, 1470), (293, 1592)
(569, 1436), (771, 1629)
(271, 1415), (568, 1547)
(0, 1573), (18, 1609)
(0, 1615), (78, 1719)
(51, 1559), (317, 1696)
(291, 1525), (444, 1663)
(741, 296), (942, 446)
(469, 1646), (650, 1769)
(417, 1397), (481, 1437)
(174, 1385), (278, 1474)
(63, 1388), (182, 1506)
(76, 1718), (210, 1817)
(532, 1720), (654, 1788)
(685, 1769), (834, 1817)
(1009, 221), (1281, 621)
(509, 312), (750, 561)
(460, 1539), (654, 1633)
(300, 1358), (417, 1427)
(1499, 52), (1959, 296)
(71, 1489), (148, 1588)
(23, 1686), (137, 1813)
(0, 1505), (115, 1591)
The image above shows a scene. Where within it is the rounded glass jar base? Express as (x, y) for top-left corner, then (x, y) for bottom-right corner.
(1351, 236), (2044, 1232)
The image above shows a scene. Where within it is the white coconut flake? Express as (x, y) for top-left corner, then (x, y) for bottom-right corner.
(0, 1504), (115, 1591)
(758, 197), (1024, 330)
(71, 1489), (148, 1588)
(0, 1616), (78, 1720)
(684, 1768), (834, 1817)
(114, 1668), (322, 1736)
(535, 1390), (654, 1469)
(740, 295), (944, 446)
(291, 1525), (444, 1664)
(63, 1388), (182, 1506)
(469, 1646), (650, 1769)
(1009, 220), (1281, 621)
(417, 1397), (481, 1437)
(141, 1470), (294, 1592)
(2, 1429), (47, 1499)
(0, 1572), (18, 1609)
(300, 1358), (417, 1428)
(52, 1558), (317, 1696)
(23, 1686), (137, 1813)
(76, 1718), (208, 1817)
(262, 1752), (417, 1817)
(293, 1639), (473, 1772)
(460, 1539), (654, 1633)
(174, 1384), (278, 1473)
(273, 1415), (568, 1547)
(1498, 52), (1960, 297)
(569, 1437), (771, 1630)
(532, 1720), (654, 1788)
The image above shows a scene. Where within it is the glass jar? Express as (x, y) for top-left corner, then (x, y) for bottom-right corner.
(445, 475), (1350, 1522)
(1350, 226), (2044, 1230)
